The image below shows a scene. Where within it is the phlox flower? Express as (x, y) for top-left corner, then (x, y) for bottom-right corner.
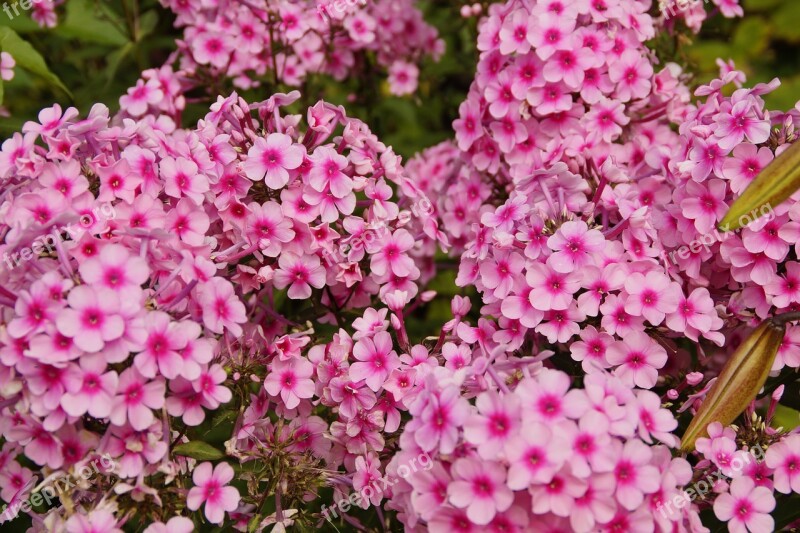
(142, 517), (195, 533)
(765, 434), (800, 494)
(504, 421), (566, 488)
(244, 133), (305, 189)
(132, 312), (199, 379)
(272, 252), (326, 299)
(463, 390), (520, 459)
(623, 271), (682, 326)
(388, 61), (420, 96)
(264, 356), (315, 409)
(187, 462), (241, 525)
(526, 260), (581, 311)
(713, 477), (775, 533)
(369, 229), (416, 278)
(415, 386), (470, 454)
(196, 278), (247, 336)
(350, 331), (399, 392)
(607, 440), (660, 510)
(608, 49), (653, 102)
(448, 458), (514, 525)
(606, 331), (667, 389)
(109, 368), (165, 430)
(55, 286), (125, 353)
(65, 510), (123, 533)
(714, 99), (771, 151)
(529, 467), (588, 516)
(62, 354), (118, 418)
(547, 220), (605, 272)
(308, 146), (352, 197)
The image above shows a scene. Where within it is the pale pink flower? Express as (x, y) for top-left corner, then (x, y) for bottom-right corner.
(713, 477), (775, 533)
(448, 458), (513, 525)
(244, 133), (305, 189)
(187, 462), (241, 525)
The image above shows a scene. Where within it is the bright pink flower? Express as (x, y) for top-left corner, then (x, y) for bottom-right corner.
(79, 244), (149, 302)
(714, 99), (771, 150)
(65, 510), (123, 533)
(526, 260), (581, 311)
(713, 477), (775, 533)
(187, 462), (241, 525)
(608, 49), (653, 102)
(464, 391), (520, 458)
(547, 220), (605, 272)
(607, 440), (660, 510)
(504, 421), (565, 488)
(196, 278), (247, 336)
(765, 434), (800, 494)
(415, 386), (470, 454)
(264, 356), (315, 409)
(244, 133), (305, 189)
(623, 271), (682, 326)
(308, 146), (352, 197)
(272, 252), (326, 299)
(606, 331), (667, 389)
(55, 286), (125, 353)
(350, 331), (399, 392)
(448, 458), (513, 525)
(62, 354), (118, 418)
(110, 368), (165, 430)
(369, 229), (416, 278)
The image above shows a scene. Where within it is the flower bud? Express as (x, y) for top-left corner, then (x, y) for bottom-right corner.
(719, 140), (800, 231)
(680, 318), (785, 452)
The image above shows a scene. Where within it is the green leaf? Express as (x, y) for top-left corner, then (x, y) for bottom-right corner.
(104, 42), (134, 88)
(0, 77), (4, 107)
(173, 441), (226, 461)
(0, 27), (72, 99)
(55, 0), (128, 47)
(137, 10), (159, 40)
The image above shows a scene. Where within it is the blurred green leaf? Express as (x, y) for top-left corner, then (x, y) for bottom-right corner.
(173, 441), (225, 461)
(0, 26), (72, 99)
(772, 1), (800, 42)
(56, 0), (128, 46)
(105, 41), (134, 87)
(138, 9), (159, 40)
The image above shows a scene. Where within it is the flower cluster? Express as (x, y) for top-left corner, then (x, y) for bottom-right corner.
(0, 90), (444, 528)
(118, 0), (444, 123)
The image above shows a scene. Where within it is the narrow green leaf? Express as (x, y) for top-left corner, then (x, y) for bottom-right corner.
(0, 27), (72, 99)
(173, 441), (225, 461)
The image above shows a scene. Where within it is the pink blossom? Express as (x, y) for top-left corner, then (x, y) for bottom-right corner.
(187, 462), (241, 525)
(448, 458), (514, 525)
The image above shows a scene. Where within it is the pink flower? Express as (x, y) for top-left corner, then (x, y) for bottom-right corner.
(143, 517), (195, 533)
(415, 386), (470, 454)
(388, 61), (419, 96)
(607, 440), (660, 510)
(62, 354), (118, 418)
(79, 243), (149, 302)
(464, 391), (520, 459)
(526, 260), (581, 311)
(504, 421), (565, 488)
(623, 271), (682, 326)
(448, 458), (514, 525)
(0, 51), (14, 81)
(714, 99), (771, 151)
(272, 252), (326, 299)
(606, 331), (668, 389)
(547, 220), (605, 272)
(264, 356), (315, 409)
(350, 331), (399, 392)
(369, 229), (416, 278)
(608, 49), (653, 102)
(308, 146), (352, 197)
(765, 434), (800, 494)
(187, 462), (241, 525)
(133, 312), (199, 379)
(244, 133), (305, 189)
(110, 368), (165, 430)
(65, 510), (123, 533)
(196, 278), (247, 336)
(55, 286), (125, 353)
(713, 477), (775, 533)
